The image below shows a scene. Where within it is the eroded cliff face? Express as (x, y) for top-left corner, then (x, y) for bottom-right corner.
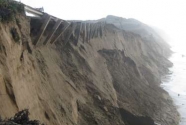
(0, 14), (179, 125)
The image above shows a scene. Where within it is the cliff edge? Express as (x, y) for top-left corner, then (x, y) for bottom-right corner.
(0, 2), (179, 125)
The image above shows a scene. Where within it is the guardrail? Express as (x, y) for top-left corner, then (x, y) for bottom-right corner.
(24, 5), (44, 17)
(23, 4), (72, 46)
(23, 3), (105, 47)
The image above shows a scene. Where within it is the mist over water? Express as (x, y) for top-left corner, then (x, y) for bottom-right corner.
(161, 44), (186, 125)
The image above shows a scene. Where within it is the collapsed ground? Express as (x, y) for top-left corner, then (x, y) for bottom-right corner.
(0, 2), (180, 125)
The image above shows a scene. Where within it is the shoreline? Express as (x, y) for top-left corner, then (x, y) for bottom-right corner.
(161, 52), (186, 125)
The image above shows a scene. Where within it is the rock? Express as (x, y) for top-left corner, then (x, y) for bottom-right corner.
(97, 95), (102, 101)
(103, 106), (108, 112)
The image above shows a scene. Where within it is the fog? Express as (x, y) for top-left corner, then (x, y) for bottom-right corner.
(14, 0), (186, 124)
(19, 0), (186, 53)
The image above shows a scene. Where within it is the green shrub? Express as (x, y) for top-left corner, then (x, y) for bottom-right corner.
(0, 0), (24, 22)
(0, 109), (44, 125)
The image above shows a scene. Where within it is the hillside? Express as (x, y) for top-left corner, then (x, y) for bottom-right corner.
(100, 15), (172, 58)
(0, 2), (179, 125)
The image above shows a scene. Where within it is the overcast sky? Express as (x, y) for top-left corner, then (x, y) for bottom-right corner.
(19, 0), (186, 51)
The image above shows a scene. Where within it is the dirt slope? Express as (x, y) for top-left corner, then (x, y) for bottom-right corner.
(0, 13), (179, 125)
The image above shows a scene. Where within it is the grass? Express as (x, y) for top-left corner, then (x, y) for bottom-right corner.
(0, 0), (24, 22)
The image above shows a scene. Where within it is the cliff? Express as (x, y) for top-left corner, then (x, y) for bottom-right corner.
(0, 3), (179, 125)
(101, 15), (172, 58)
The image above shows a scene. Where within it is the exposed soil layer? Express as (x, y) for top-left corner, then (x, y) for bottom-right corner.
(0, 13), (179, 125)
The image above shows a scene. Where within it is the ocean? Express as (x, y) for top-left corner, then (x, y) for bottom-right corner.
(161, 46), (186, 125)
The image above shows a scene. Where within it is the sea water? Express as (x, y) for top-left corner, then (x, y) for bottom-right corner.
(161, 46), (186, 125)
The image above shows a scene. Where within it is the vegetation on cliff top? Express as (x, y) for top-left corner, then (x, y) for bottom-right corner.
(0, 0), (24, 22)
